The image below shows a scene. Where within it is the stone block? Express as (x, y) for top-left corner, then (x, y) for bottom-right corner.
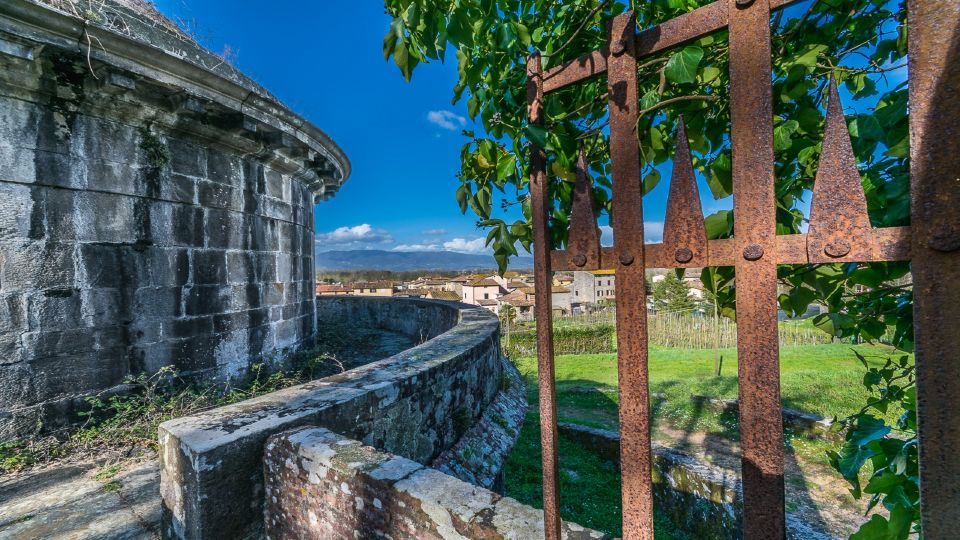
(226, 251), (253, 284)
(76, 191), (138, 244)
(227, 283), (262, 312)
(205, 149), (240, 186)
(263, 168), (283, 199)
(162, 316), (214, 340)
(262, 198), (292, 223)
(33, 148), (87, 189)
(41, 187), (79, 241)
(134, 286), (182, 319)
(25, 349), (128, 402)
(168, 139), (206, 178)
(197, 180), (241, 211)
(80, 288), (125, 327)
(183, 285), (226, 316)
(20, 328), (98, 360)
(0, 97), (39, 149)
(85, 159), (142, 196)
(275, 254), (293, 283)
(193, 250), (227, 285)
(26, 288), (83, 332)
(78, 243), (150, 289)
(82, 116), (140, 166)
(0, 144), (38, 186)
(262, 282), (284, 306)
(170, 205), (204, 248)
(0, 239), (76, 292)
(148, 248), (190, 288)
(204, 208), (241, 250)
(0, 182), (44, 243)
(161, 173), (196, 205)
(246, 216), (278, 253)
(0, 362), (37, 411)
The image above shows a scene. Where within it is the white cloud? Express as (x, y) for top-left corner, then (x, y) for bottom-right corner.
(315, 224), (394, 249)
(598, 222), (664, 245)
(392, 243), (442, 252)
(645, 221), (664, 243)
(443, 237), (489, 254)
(422, 228), (448, 236)
(427, 110), (467, 131)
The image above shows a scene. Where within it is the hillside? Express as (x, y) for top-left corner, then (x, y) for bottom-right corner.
(315, 250), (534, 271)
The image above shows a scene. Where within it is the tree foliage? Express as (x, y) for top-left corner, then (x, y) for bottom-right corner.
(382, 0), (915, 536)
(651, 273), (694, 313)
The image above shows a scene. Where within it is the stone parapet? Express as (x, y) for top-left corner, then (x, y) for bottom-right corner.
(158, 299), (504, 539)
(263, 426), (607, 540)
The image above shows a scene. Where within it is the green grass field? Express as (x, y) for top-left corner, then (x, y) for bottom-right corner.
(511, 343), (908, 433)
(502, 343), (909, 537)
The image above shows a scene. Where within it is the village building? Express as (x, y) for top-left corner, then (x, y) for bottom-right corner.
(461, 278), (504, 305)
(351, 282), (396, 297)
(316, 284), (353, 296)
(571, 270), (617, 311)
(426, 290), (461, 302)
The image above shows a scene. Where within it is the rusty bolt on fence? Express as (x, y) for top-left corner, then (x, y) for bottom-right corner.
(619, 253), (635, 265)
(824, 239), (851, 258)
(674, 247), (694, 263)
(572, 253), (587, 267)
(743, 243), (764, 260)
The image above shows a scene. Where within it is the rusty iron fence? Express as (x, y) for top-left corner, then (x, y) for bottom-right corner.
(525, 0), (959, 538)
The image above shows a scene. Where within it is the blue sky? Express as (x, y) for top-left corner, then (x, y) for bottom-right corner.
(150, 1), (902, 257)
(150, 1), (515, 254)
(151, 0), (686, 255)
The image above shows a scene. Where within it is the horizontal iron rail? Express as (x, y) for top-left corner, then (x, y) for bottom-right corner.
(543, 0), (805, 93)
(550, 227), (911, 270)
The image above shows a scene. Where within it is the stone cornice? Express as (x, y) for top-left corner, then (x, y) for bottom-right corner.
(0, 0), (350, 199)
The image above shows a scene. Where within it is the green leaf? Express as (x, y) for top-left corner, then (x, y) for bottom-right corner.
(864, 471), (904, 494)
(704, 211), (731, 239)
(850, 515), (891, 540)
(706, 153), (732, 198)
(664, 46), (704, 84)
(850, 416), (892, 447)
(515, 23), (531, 47)
(854, 114), (884, 142)
(773, 120), (800, 151)
(393, 41), (417, 81)
(496, 153), (516, 181)
(523, 124), (548, 148)
(642, 169), (661, 195)
(794, 44), (828, 69)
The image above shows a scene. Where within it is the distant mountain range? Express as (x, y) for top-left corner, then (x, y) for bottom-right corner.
(315, 250), (534, 271)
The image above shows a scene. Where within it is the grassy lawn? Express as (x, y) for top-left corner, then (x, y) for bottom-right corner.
(511, 343), (908, 433)
(504, 411), (688, 539)
(503, 343), (909, 537)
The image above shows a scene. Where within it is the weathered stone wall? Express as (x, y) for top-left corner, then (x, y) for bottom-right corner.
(557, 422), (835, 540)
(263, 427), (607, 540)
(0, 0), (349, 438)
(158, 299), (503, 539)
(317, 295), (460, 342)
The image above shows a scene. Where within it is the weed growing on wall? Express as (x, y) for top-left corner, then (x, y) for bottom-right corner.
(0, 349), (344, 475)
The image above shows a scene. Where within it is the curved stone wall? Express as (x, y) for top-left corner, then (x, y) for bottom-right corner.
(158, 298), (505, 539)
(0, 0), (349, 438)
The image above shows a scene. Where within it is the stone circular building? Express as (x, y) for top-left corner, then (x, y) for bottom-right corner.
(0, 0), (350, 437)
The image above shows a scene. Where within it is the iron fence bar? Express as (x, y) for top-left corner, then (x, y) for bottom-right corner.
(907, 0), (960, 536)
(543, 0), (806, 93)
(727, 0), (785, 537)
(607, 11), (655, 539)
(526, 53), (562, 540)
(549, 227), (911, 270)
